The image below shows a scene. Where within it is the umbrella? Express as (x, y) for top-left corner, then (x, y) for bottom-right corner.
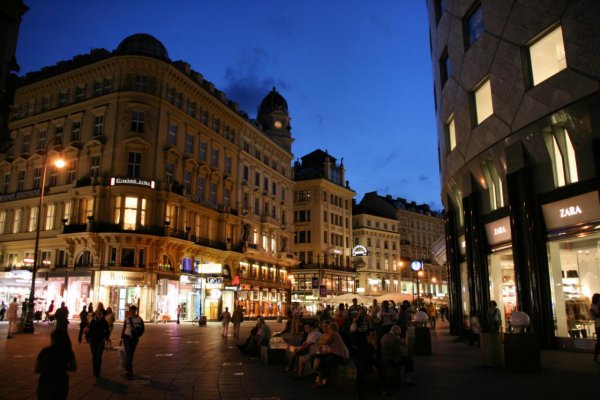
(328, 293), (374, 305)
(375, 292), (414, 304)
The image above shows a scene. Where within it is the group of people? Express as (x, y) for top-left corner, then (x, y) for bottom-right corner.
(283, 300), (417, 396)
(219, 305), (244, 338)
(32, 303), (145, 399)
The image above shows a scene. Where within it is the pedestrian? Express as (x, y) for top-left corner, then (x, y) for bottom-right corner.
(220, 306), (231, 337)
(377, 300), (397, 337)
(469, 310), (482, 346)
(0, 300), (5, 321)
(380, 325), (416, 389)
(78, 306), (88, 343)
(427, 303), (437, 330)
(121, 305), (145, 377)
(87, 309), (110, 379)
(105, 307), (115, 349)
(176, 304), (181, 324)
(46, 300), (55, 323)
(590, 293), (600, 362)
(486, 301), (502, 332)
(35, 328), (77, 400)
(54, 302), (70, 331)
(6, 297), (19, 339)
(397, 303), (409, 345)
(231, 305), (244, 338)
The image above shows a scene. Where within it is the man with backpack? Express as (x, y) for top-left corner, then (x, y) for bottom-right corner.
(121, 305), (144, 377)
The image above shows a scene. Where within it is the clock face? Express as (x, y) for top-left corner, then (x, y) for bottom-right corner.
(274, 120), (282, 129)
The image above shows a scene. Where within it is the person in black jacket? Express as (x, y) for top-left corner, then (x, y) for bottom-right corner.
(78, 306), (89, 343)
(35, 328), (76, 399)
(86, 309), (110, 378)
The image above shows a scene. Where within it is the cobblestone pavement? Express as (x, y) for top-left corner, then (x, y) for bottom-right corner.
(0, 320), (598, 399)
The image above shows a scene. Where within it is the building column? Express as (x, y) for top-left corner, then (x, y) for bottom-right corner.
(445, 206), (462, 336)
(506, 144), (554, 348)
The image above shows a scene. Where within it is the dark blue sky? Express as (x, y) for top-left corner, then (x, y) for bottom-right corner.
(16, 0), (441, 210)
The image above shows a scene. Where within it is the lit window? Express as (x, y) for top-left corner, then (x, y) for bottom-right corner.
(446, 114), (456, 152)
(28, 206), (38, 232)
(0, 211), (6, 234)
(544, 126), (578, 188)
(474, 79), (493, 124)
(529, 26), (566, 86)
(123, 197), (139, 230)
(45, 204), (55, 230)
(13, 209), (22, 233)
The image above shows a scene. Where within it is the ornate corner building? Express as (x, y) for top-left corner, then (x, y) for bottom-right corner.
(0, 34), (296, 322)
(428, 0), (600, 349)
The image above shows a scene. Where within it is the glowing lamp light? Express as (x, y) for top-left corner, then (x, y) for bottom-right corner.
(54, 159), (66, 169)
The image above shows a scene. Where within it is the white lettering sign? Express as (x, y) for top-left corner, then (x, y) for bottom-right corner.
(494, 226), (506, 236)
(110, 177), (155, 189)
(352, 245), (368, 256)
(559, 205), (583, 218)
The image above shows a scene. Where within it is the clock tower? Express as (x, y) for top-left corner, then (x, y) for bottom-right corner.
(257, 87), (293, 153)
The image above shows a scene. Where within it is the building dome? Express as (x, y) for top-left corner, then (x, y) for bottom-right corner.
(258, 87), (288, 114)
(115, 33), (169, 60)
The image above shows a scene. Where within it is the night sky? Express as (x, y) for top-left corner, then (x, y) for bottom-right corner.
(15, 0), (441, 210)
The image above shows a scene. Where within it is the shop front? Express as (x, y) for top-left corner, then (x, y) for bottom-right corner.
(65, 272), (93, 321)
(542, 191), (600, 347)
(95, 270), (154, 321)
(156, 276), (179, 322)
(0, 269), (44, 306)
(485, 216), (516, 331)
(179, 274), (201, 322)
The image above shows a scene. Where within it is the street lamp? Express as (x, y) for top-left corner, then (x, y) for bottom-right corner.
(22, 142), (65, 334)
(410, 260), (423, 305)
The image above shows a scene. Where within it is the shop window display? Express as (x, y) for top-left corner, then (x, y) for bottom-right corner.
(548, 236), (599, 339)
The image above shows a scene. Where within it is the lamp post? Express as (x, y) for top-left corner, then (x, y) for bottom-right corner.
(22, 141), (64, 333)
(410, 260), (423, 305)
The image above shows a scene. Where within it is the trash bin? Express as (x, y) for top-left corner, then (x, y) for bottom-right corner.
(198, 316), (207, 326)
(407, 326), (432, 355)
(504, 333), (540, 372)
(277, 316), (283, 323)
(480, 332), (503, 367)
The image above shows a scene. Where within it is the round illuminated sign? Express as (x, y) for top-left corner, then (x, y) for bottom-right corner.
(410, 260), (423, 271)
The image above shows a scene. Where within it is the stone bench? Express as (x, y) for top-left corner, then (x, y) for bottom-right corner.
(261, 340), (289, 365)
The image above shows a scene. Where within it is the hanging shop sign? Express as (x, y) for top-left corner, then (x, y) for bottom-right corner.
(485, 216), (512, 246)
(352, 245), (368, 256)
(542, 191), (600, 230)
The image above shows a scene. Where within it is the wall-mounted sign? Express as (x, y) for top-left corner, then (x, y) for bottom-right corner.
(224, 285), (240, 291)
(352, 245), (368, 256)
(542, 191), (600, 230)
(485, 216), (511, 246)
(199, 263), (222, 274)
(0, 188), (42, 203)
(110, 177), (155, 189)
(99, 271), (149, 286)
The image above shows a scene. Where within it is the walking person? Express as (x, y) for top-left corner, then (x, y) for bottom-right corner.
(35, 328), (77, 400)
(232, 305), (243, 338)
(176, 304), (181, 324)
(87, 309), (110, 379)
(46, 300), (55, 323)
(487, 301), (502, 332)
(78, 306), (88, 343)
(54, 302), (70, 331)
(427, 303), (437, 330)
(0, 300), (5, 321)
(220, 307), (231, 337)
(121, 305), (145, 378)
(104, 307), (115, 349)
(469, 310), (482, 346)
(6, 297), (19, 339)
(590, 293), (600, 362)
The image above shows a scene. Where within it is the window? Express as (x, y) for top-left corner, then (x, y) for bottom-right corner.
(440, 49), (450, 86)
(121, 197), (141, 230)
(33, 167), (42, 189)
(128, 152), (141, 178)
(93, 115), (104, 136)
(45, 204), (55, 230)
(63, 202), (72, 224)
(165, 162), (174, 188)
(242, 165), (249, 181)
(54, 126), (63, 145)
(209, 182), (217, 204)
(446, 114), (456, 152)
(184, 133), (193, 153)
(0, 211), (6, 234)
(28, 206), (38, 232)
(58, 91), (68, 106)
(167, 123), (177, 145)
(196, 176), (205, 201)
(90, 155), (100, 178)
(70, 121), (81, 141)
(224, 188), (230, 208)
(529, 26), (566, 86)
(198, 141), (207, 162)
(75, 86), (86, 102)
(42, 96), (51, 111)
(187, 101), (197, 117)
(474, 79), (493, 124)
(544, 126), (578, 188)
(94, 80), (103, 96)
(37, 129), (46, 150)
(48, 166), (58, 187)
(13, 209), (22, 233)
(66, 160), (77, 184)
(103, 78), (113, 93)
(254, 172), (260, 187)
(2, 173), (10, 193)
(131, 111), (145, 133)
(434, 0), (444, 25)
(466, 4), (484, 47)
(211, 148), (219, 168)
(482, 161), (504, 210)
(17, 170), (25, 192)
(134, 75), (148, 92)
(224, 156), (232, 176)
(183, 170), (192, 194)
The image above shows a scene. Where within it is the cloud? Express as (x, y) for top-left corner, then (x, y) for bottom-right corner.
(222, 47), (290, 118)
(418, 173), (428, 182)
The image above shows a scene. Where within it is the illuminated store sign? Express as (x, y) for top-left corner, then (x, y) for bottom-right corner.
(352, 245), (368, 256)
(110, 177), (156, 189)
(485, 217), (511, 246)
(542, 191), (600, 230)
(99, 271), (150, 286)
(199, 263), (222, 274)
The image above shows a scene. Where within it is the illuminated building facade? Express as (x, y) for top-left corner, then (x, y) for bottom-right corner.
(429, 0), (600, 349)
(0, 34), (295, 321)
(289, 150), (356, 312)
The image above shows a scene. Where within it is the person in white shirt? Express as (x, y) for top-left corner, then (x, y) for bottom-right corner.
(6, 298), (19, 339)
(220, 307), (231, 337)
(285, 321), (322, 377)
